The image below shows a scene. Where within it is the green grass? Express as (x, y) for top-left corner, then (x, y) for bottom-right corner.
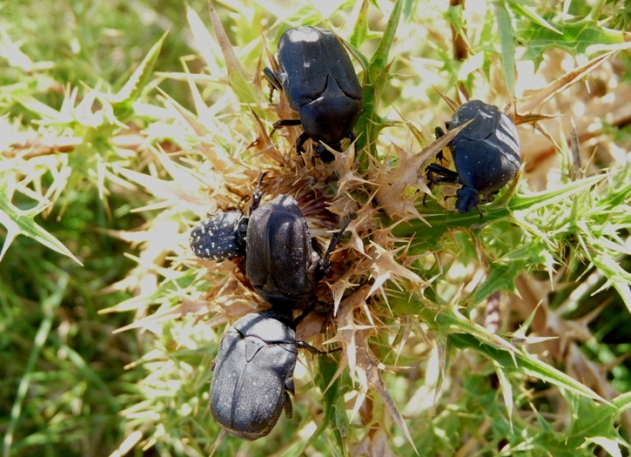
(2, 0), (631, 456)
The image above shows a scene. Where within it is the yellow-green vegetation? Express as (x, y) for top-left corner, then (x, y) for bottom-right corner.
(2, 0), (631, 456)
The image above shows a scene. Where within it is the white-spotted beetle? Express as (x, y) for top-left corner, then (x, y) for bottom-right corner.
(426, 100), (521, 214)
(189, 210), (247, 261)
(210, 309), (323, 440)
(264, 26), (363, 162)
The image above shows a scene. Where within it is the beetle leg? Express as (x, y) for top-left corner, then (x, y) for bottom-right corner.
(429, 176), (462, 185)
(480, 191), (498, 204)
(433, 126), (451, 163)
(422, 192), (433, 208)
(434, 126), (446, 139)
(295, 132), (309, 154)
(426, 163), (460, 185)
(272, 119), (302, 129)
(315, 142), (336, 162)
(284, 376), (295, 396)
(295, 340), (326, 356)
(262, 67), (284, 102)
(269, 119), (303, 143)
(282, 391), (293, 418)
(296, 340), (341, 356)
(426, 163), (458, 179)
(292, 304), (313, 327)
(315, 219), (350, 280)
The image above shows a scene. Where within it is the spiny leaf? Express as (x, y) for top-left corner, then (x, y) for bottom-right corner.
(298, 354), (347, 456)
(355, 0), (403, 167)
(512, 3), (562, 35)
(185, 3), (223, 76)
(518, 45), (631, 113)
(520, 17), (625, 67)
(0, 170), (81, 264)
(207, 1), (263, 108)
(471, 258), (526, 307)
(493, 360), (514, 427)
(348, 0), (370, 49)
(449, 333), (607, 403)
(495, 2), (516, 100)
(111, 32), (168, 119)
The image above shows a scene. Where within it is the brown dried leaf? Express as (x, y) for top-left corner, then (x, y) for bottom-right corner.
(112, 298), (211, 333)
(330, 286), (372, 380)
(373, 120), (471, 221)
(433, 87), (459, 112)
(511, 112), (558, 125)
(352, 428), (396, 457)
(517, 46), (631, 114)
(355, 329), (418, 454)
(367, 242), (426, 298)
(246, 107), (285, 164)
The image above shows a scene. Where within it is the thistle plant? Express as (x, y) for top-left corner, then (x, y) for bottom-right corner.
(2, 1), (631, 456)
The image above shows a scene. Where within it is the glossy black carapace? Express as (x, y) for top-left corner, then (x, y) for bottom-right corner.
(264, 26), (363, 162)
(426, 100), (521, 214)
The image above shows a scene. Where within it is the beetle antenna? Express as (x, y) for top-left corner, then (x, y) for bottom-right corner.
(323, 219), (351, 260)
(295, 340), (341, 356)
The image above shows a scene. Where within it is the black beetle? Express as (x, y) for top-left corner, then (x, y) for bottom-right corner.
(189, 210), (247, 261)
(263, 26), (363, 163)
(210, 309), (322, 440)
(426, 100), (521, 214)
(191, 186), (346, 309)
(245, 194), (346, 309)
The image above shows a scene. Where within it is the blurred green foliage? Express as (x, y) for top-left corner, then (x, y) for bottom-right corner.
(2, 0), (631, 456)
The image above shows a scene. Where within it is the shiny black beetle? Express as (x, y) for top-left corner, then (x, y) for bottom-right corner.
(426, 100), (521, 214)
(190, 189), (346, 309)
(263, 26), (363, 162)
(210, 309), (321, 440)
(245, 194), (345, 309)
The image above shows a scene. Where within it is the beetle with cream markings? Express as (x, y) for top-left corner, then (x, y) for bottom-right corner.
(426, 100), (521, 214)
(264, 26), (363, 162)
(189, 210), (247, 261)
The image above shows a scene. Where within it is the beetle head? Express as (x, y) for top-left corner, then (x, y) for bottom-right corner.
(455, 186), (480, 214)
(299, 96), (361, 151)
(314, 142), (337, 162)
